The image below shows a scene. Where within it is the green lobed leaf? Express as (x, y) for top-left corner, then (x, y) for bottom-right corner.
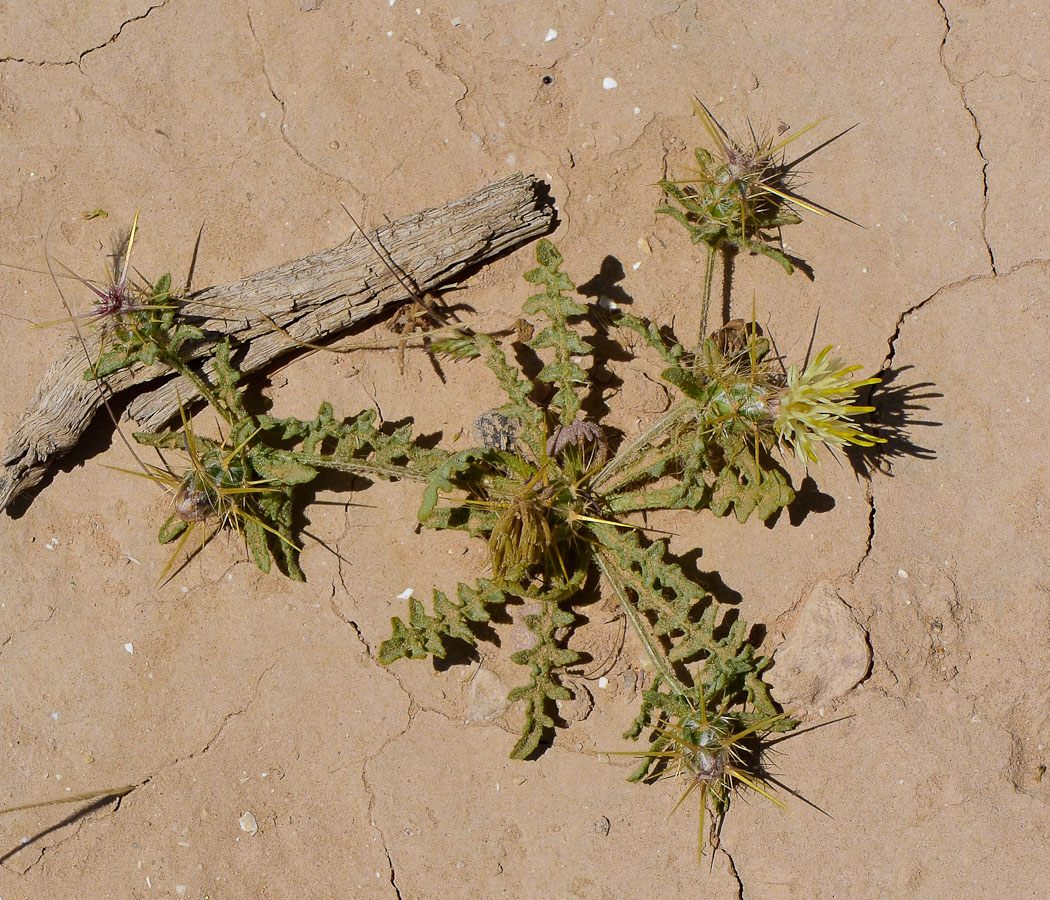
(378, 580), (508, 665)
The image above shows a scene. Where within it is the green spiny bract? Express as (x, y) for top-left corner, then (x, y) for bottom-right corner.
(657, 96), (828, 274)
(619, 687), (792, 861)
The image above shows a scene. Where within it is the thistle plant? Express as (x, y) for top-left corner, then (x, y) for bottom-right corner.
(611, 688), (791, 860)
(379, 240), (881, 779)
(772, 346), (885, 465)
(67, 108), (878, 858)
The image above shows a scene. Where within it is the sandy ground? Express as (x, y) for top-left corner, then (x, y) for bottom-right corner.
(1, 1), (1047, 897)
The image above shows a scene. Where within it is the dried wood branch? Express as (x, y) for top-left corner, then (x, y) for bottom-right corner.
(1, 172), (556, 511)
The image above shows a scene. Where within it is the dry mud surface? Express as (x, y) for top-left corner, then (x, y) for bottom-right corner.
(0, 2), (1047, 898)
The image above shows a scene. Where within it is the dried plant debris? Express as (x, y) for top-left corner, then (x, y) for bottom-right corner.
(0, 172), (556, 511)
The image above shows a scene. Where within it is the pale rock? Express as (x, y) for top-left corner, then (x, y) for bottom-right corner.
(467, 667), (509, 723)
(769, 582), (871, 708)
(238, 811), (259, 835)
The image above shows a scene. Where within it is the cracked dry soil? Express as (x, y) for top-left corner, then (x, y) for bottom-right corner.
(1, 2), (1048, 898)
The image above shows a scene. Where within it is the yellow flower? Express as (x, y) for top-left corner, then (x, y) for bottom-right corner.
(773, 346), (885, 465)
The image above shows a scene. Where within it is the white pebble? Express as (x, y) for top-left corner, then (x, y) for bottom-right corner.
(238, 811), (259, 835)
(898, 569), (908, 579)
(597, 676), (609, 689)
(544, 28), (557, 42)
(602, 77), (618, 90)
(124, 643), (134, 655)
(397, 588), (414, 600)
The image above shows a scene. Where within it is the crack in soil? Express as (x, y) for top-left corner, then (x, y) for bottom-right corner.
(722, 846), (747, 900)
(331, 570), (463, 729)
(0, 2), (167, 68)
(852, 479), (877, 580)
(0, 604), (57, 660)
(244, 3), (363, 200)
(167, 652), (283, 769)
(359, 685), (413, 900)
(0, 779), (150, 874)
(936, 0), (996, 275)
(77, 1), (168, 66)
(385, 846), (406, 900)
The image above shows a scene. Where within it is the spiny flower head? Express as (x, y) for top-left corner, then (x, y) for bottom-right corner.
(621, 695), (790, 862)
(772, 346), (884, 465)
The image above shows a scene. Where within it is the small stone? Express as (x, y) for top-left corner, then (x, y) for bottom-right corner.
(593, 816), (611, 836)
(509, 602), (543, 652)
(467, 668), (509, 723)
(554, 684), (593, 723)
(768, 582), (871, 708)
(544, 28), (558, 42)
(474, 410), (520, 451)
(238, 811), (259, 835)
(602, 77), (618, 90)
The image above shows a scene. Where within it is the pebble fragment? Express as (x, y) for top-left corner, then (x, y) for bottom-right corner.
(238, 811), (259, 835)
(602, 77), (617, 90)
(467, 668), (509, 723)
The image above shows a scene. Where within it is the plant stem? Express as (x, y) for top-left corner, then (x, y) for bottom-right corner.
(700, 242), (716, 342)
(595, 550), (690, 697)
(156, 348), (232, 425)
(293, 454), (432, 483)
(592, 400), (691, 490)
